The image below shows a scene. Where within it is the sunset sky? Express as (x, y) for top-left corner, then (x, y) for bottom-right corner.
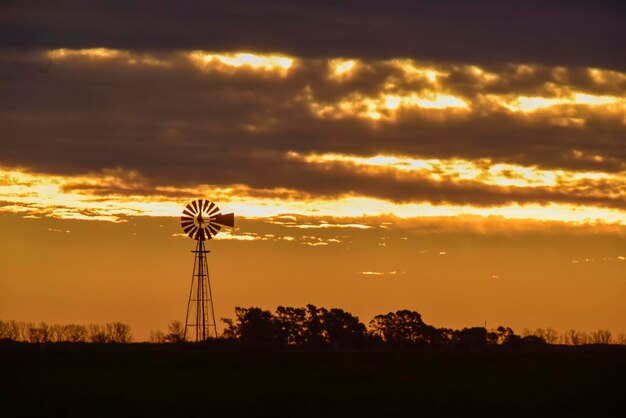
(1, 1), (624, 340)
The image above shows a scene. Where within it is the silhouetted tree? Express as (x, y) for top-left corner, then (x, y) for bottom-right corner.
(302, 305), (327, 347)
(221, 318), (237, 339)
(369, 310), (430, 347)
(50, 324), (66, 342)
(226, 307), (278, 346)
(223, 305), (368, 349)
(88, 324), (109, 343)
(273, 306), (307, 346)
(453, 327), (488, 350)
(527, 328), (558, 344)
(64, 324), (87, 342)
(545, 328), (559, 344)
(165, 321), (185, 343)
(501, 334), (523, 348)
(25, 322), (46, 343)
(106, 322), (132, 343)
(520, 335), (548, 349)
(321, 308), (367, 349)
(563, 329), (580, 345)
(40, 322), (52, 342)
(422, 325), (451, 347)
(150, 329), (166, 343)
(490, 326), (517, 346)
(590, 329), (612, 344)
(0, 320), (21, 341)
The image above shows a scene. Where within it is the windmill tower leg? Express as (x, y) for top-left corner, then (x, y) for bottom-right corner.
(184, 239), (218, 341)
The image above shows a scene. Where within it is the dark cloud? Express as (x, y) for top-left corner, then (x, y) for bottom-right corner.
(55, 158), (626, 210)
(2, 51), (624, 169)
(1, 49), (624, 210)
(1, 1), (626, 70)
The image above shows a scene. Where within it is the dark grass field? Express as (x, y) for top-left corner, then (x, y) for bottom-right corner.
(1, 344), (625, 418)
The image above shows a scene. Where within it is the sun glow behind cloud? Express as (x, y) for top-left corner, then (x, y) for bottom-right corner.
(48, 48), (126, 60)
(329, 59), (357, 80)
(306, 88), (625, 122)
(289, 152), (623, 189)
(188, 51), (294, 73)
(47, 48), (169, 66)
(7, 49), (626, 228)
(1, 166), (624, 226)
(42, 49), (626, 124)
(307, 91), (469, 121)
(389, 59), (442, 82)
(500, 93), (622, 112)
(48, 48), (295, 74)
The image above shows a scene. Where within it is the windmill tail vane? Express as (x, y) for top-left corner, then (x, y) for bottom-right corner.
(180, 199), (234, 341)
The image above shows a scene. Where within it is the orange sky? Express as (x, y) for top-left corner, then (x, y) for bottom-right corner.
(1, 2), (626, 340)
(1, 210), (624, 340)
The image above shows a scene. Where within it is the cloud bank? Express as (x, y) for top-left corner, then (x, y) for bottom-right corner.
(2, 1), (625, 70)
(1, 2), (624, 225)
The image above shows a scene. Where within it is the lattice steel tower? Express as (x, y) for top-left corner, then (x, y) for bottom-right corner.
(180, 199), (234, 341)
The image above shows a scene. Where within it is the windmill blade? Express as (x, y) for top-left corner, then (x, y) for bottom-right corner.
(187, 202), (198, 214)
(192, 200), (200, 214)
(181, 216), (195, 224)
(208, 224), (221, 236)
(201, 199), (210, 213)
(180, 217), (195, 226)
(206, 201), (218, 215)
(183, 204), (197, 217)
(181, 219), (195, 227)
(181, 218), (195, 232)
(197, 199), (206, 214)
(188, 225), (199, 239)
(212, 213), (234, 228)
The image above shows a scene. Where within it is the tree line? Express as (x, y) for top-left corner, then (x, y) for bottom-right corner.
(214, 305), (623, 349)
(2, 306), (624, 348)
(0, 320), (132, 343)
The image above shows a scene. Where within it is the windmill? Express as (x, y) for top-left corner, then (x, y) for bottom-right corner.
(180, 199), (234, 341)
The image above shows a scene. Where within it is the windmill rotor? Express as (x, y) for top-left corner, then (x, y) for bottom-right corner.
(180, 199), (235, 240)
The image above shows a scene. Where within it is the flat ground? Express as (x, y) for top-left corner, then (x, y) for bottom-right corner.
(1, 344), (624, 418)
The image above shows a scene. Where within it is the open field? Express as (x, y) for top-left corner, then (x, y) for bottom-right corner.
(1, 344), (625, 417)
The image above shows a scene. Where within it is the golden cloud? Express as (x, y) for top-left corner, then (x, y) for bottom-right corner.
(1, 166), (624, 226)
(42, 49), (626, 124)
(47, 48), (169, 66)
(6, 49), (626, 227)
(288, 151), (625, 191)
(187, 51), (294, 74)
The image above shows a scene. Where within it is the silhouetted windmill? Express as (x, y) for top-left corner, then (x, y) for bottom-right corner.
(180, 199), (234, 341)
